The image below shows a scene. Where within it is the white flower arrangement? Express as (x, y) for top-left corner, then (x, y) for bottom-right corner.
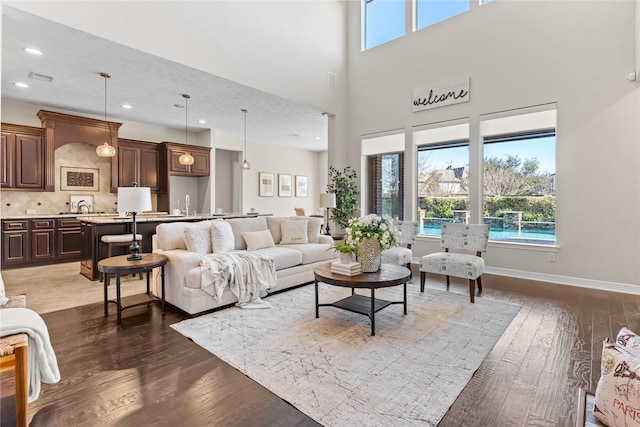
(345, 214), (398, 251)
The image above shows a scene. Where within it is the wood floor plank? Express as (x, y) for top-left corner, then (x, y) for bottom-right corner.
(4, 273), (640, 426)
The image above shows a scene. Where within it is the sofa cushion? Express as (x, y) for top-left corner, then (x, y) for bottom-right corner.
(226, 216), (268, 250)
(288, 216), (322, 243)
(211, 219), (235, 253)
(253, 247), (303, 270)
(266, 217), (284, 244)
(183, 222), (212, 256)
(281, 219), (308, 244)
(242, 229), (276, 251)
(278, 243), (336, 264)
(156, 222), (189, 251)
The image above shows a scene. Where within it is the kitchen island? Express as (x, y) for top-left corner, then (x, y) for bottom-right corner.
(78, 213), (266, 281)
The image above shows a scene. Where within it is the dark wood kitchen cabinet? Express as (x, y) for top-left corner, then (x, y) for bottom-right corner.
(1, 124), (46, 190)
(163, 142), (210, 177)
(2, 220), (29, 265)
(1, 217), (83, 268)
(31, 219), (55, 261)
(118, 138), (164, 192)
(56, 218), (82, 260)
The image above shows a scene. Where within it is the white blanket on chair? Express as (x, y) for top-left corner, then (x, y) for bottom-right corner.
(200, 252), (276, 307)
(0, 308), (61, 403)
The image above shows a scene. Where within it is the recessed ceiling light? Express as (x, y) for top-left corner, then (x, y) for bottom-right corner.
(198, 119), (206, 124)
(121, 104), (132, 110)
(24, 47), (42, 56)
(14, 82), (29, 88)
(315, 137), (321, 140)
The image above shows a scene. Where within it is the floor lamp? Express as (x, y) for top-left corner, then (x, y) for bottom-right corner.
(319, 193), (336, 236)
(117, 185), (152, 261)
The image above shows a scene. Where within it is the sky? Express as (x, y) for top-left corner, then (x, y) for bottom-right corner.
(419, 136), (556, 175)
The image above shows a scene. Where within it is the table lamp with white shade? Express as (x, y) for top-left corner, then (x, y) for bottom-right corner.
(319, 193), (336, 236)
(117, 185), (152, 261)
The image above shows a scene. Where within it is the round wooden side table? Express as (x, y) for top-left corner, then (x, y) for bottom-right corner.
(98, 253), (168, 326)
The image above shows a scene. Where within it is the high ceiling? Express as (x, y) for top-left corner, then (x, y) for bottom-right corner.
(1, 6), (328, 151)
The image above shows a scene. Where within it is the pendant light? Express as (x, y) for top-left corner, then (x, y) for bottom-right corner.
(240, 109), (251, 170)
(178, 93), (195, 166)
(96, 72), (116, 157)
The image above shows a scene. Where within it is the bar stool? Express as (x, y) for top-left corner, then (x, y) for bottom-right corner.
(100, 234), (143, 280)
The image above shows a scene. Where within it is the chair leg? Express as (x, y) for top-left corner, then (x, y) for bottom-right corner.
(477, 275), (483, 293)
(420, 272), (426, 292)
(469, 279), (475, 303)
(15, 344), (28, 427)
(446, 275), (450, 289)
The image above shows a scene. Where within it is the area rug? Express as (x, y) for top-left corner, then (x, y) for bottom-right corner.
(171, 283), (520, 426)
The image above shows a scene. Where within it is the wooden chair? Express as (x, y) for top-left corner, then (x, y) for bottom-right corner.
(0, 295), (28, 427)
(294, 207), (306, 216)
(419, 223), (489, 303)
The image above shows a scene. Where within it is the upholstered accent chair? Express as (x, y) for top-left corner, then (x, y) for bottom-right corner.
(381, 221), (419, 272)
(419, 223), (489, 303)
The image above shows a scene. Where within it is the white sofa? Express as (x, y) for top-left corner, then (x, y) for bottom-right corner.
(151, 215), (337, 314)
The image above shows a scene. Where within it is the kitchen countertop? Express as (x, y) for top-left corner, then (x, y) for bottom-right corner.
(1, 212), (264, 221)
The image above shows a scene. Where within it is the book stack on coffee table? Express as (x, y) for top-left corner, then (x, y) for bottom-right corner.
(330, 261), (362, 276)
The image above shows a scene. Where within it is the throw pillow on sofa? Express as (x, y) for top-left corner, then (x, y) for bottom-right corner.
(616, 327), (640, 356)
(288, 216), (322, 243)
(593, 328), (640, 425)
(211, 219), (235, 253)
(281, 219), (308, 244)
(242, 229), (276, 251)
(183, 222), (212, 256)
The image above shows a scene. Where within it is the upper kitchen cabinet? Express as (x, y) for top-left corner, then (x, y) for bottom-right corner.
(163, 142), (210, 177)
(1, 123), (48, 191)
(118, 139), (165, 192)
(38, 110), (122, 192)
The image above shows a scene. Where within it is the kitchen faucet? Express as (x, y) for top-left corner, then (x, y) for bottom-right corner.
(185, 194), (190, 217)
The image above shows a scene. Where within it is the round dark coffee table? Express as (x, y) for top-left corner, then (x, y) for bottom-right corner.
(313, 263), (411, 336)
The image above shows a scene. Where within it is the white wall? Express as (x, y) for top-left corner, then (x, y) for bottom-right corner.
(346, 0), (640, 286)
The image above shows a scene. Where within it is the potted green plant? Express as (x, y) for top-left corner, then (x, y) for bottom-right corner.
(330, 242), (358, 264)
(327, 166), (359, 233)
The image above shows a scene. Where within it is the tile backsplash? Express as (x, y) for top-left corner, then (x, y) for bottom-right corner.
(1, 142), (156, 217)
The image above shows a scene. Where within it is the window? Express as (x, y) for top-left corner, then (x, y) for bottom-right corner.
(480, 106), (557, 244)
(415, 0), (469, 31)
(363, 0), (405, 50)
(367, 152), (404, 219)
(417, 142), (470, 236)
(483, 132), (556, 244)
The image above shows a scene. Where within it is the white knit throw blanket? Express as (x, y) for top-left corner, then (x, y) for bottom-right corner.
(200, 252), (276, 307)
(0, 308), (61, 402)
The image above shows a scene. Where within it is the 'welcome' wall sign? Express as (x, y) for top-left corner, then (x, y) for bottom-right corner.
(412, 77), (470, 112)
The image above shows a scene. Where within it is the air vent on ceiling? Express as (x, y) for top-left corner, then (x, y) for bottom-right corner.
(28, 72), (54, 83)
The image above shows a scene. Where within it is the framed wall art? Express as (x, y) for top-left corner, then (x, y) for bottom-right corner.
(278, 174), (292, 197)
(295, 175), (308, 197)
(259, 172), (274, 197)
(60, 166), (99, 191)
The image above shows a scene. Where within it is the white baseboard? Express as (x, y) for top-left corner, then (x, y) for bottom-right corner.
(411, 258), (640, 295)
(484, 266), (640, 295)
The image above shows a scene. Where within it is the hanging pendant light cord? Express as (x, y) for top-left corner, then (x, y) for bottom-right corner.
(184, 94), (188, 146)
(242, 108), (247, 160)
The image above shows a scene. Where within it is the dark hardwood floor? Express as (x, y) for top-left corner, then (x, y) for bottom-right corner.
(2, 272), (637, 426)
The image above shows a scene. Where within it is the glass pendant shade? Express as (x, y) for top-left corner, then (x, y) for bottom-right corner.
(96, 141), (116, 157)
(240, 160), (251, 170)
(97, 72), (116, 158)
(179, 152), (195, 165)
